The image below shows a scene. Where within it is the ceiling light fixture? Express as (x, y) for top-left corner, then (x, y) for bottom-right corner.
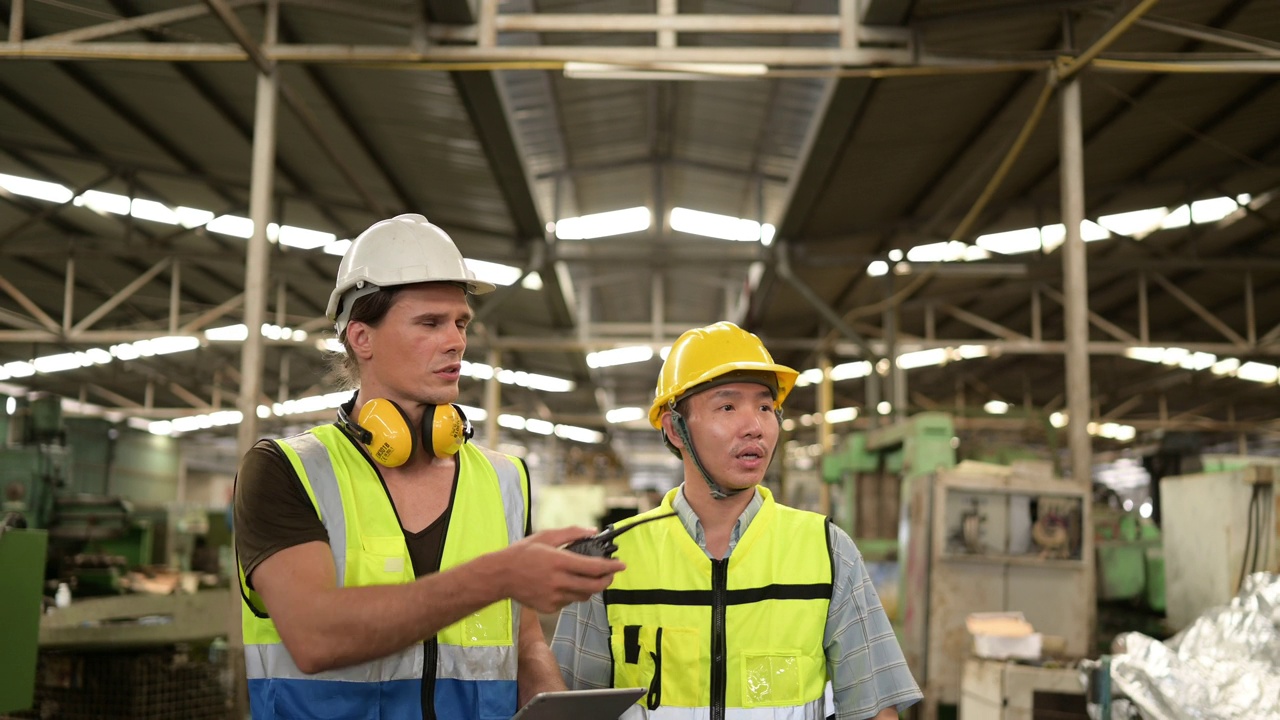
(563, 62), (768, 81)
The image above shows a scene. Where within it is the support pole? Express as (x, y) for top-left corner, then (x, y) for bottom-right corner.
(63, 257), (75, 333)
(1060, 68), (1098, 677)
(235, 5), (279, 456)
(485, 348), (501, 446)
(231, 4), (278, 718)
(818, 355), (833, 517)
(169, 261), (181, 335)
(1059, 76), (1091, 485)
(8, 0), (23, 43)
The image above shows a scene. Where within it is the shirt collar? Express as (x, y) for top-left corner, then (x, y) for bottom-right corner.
(671, 484), (764, 556)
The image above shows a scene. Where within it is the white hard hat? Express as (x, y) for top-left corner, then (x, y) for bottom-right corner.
(326, 214), (495, 335)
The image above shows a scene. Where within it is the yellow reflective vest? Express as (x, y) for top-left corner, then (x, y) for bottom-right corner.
(605, 486), (832, 720)
(238, 424), (529, 720)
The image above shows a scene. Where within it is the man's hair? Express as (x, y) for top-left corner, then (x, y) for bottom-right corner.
(327, 287), (404, 389)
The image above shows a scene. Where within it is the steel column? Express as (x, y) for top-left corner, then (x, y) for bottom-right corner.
(169, 261), (181, 335)
(1059, 77), (1092, 485)
(235, 1), (279, 456)
(7, 0), (23, 43)
(818, 355), (833, 517)
(63, 257), (75, 333)
(485, 348), (501, 447)
(651, 272), (664, 341)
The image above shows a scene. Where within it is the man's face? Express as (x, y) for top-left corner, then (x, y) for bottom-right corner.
(351, 283), (472, 406)
(674, 381), (780, 491)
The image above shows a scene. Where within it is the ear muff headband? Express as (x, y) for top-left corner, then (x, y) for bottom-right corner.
(337, 402), (372, 445)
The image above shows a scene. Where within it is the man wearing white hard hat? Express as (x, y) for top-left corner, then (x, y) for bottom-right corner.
(234, 214), (624, 719)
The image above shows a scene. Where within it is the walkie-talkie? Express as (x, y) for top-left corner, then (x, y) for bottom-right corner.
(563, 511), (678, 558)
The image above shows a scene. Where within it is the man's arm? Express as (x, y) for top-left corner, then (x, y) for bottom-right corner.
(516, 606), (566, 706)
(253, 528), (623, 674)
(824, 524), (923, 720)
(551, 593), (614, 689)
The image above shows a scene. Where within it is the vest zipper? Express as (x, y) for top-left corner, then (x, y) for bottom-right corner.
(710, 558), (728, 720)
(422, 637), (438, 720)
(416, 456), (461, 720)
(421, 506), (452, 720)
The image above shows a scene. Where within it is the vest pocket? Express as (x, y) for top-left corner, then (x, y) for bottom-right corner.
(457, 599), (511, 646)
(611, 625), (701, 710)
(355, 535), (413, 586)
(742, 652), (804, 707)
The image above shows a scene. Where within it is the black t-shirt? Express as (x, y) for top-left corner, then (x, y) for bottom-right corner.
(234, 432), (524, 588)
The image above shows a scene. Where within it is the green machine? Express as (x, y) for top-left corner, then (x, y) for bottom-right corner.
(0, 523), (49, 714)
(821, 412), (958, 628)
(1095, 506), (1164, 613)
(2, 394), (154, 597)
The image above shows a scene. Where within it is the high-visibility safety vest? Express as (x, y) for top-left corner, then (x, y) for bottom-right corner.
(238, 424), (529, 720)
(605, 486), (833, 720)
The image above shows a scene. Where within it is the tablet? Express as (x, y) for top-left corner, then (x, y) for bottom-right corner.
(511, 687), (646, 720)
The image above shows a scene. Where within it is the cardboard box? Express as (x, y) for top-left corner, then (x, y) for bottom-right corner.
(966, 611), (1043, 660)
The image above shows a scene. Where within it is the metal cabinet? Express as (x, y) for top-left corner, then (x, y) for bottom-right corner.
(1161, 464), (1277, 630)
(902, 466), (1093, 719)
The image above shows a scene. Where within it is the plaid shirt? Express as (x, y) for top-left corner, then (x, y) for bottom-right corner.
(551, 486), (923, 720)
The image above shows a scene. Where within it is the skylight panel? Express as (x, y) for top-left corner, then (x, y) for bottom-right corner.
(670, 207), (773, 243)
(555, 207), (651, 240)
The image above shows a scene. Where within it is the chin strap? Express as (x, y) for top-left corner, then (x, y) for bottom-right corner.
(669, 408), (744, 501)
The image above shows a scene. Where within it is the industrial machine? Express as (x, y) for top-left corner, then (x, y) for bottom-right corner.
(910, 464), (1092, 718)
(2, 394), (155, 597)
(1094, 505), (1164, 613)
(822, 413), (1094, 720)
(0, 519), (48, 715)
(1160, 459), (1278, 630)
(820, 412), (958, 627)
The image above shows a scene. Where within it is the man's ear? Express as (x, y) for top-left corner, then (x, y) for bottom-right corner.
(345, 321), (375, 361)
(660, 411), (686, 451)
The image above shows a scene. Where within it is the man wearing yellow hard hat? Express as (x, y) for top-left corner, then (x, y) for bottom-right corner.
(552, 321), (921, 719)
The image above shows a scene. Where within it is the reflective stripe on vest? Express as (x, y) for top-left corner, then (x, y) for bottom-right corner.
(605, 486), (831, 720)
(240, 424), (528, 720)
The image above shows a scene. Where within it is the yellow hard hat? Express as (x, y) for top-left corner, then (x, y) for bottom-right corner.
(649, 322), (798, 429)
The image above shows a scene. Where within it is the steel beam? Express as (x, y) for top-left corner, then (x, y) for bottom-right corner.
(1038, 284), (1137, 343)
(202, 0), (385, 217)
(1126, 13), (1280, 58)
(0, 40), (911, 66)
(774, 242), (879, 360)
(492, 14), (842, 34)
(33, 1), (255, 44)
(1148, 271), (1248, 346)
(70, 258), (173, 334)
(0, 273), (60, 332)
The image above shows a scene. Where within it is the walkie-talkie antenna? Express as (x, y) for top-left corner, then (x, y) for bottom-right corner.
(564, 511), (678, 558)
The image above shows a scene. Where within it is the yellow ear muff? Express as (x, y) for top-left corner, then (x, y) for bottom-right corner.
(357, 398), (415, 467)
(425, 403), (470, 457)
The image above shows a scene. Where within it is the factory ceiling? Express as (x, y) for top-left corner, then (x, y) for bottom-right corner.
(1, 0), (1279, 469)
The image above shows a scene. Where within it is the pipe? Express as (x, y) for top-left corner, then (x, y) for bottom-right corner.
(774, 241), (879, 361)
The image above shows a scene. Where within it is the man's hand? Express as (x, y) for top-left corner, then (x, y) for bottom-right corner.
(498, 527), (625, 613)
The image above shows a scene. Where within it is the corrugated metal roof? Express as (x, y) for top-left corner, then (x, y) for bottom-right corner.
(2, 0), (1279, 451)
